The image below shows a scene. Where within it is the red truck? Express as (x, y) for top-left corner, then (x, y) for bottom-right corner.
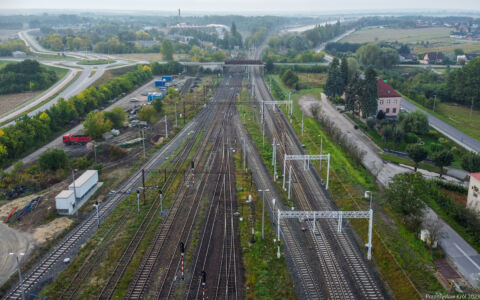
(62, 134), (91, 145)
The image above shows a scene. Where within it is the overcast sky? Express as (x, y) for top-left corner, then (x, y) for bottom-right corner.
(1, 0), (480, 14)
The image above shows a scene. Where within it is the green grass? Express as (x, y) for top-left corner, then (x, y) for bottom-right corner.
(44, 64), (69, 79)
(435, 102), (480, 141)
(379, 153), (440, 173)
(234, 151), (295, 299)
(77, 59), (115, 65)
(268, 75), (443, 298)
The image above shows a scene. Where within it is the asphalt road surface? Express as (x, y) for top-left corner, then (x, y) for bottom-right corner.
(0, 223), (33, 286)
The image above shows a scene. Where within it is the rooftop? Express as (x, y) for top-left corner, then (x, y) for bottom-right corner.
(377, 79), (401, 98)
(470, 172), (480, 181)
(69, 170), (98, 188)
(56, 190), (74, 199)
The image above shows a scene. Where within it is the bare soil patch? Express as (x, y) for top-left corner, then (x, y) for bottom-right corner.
(32, 217), (73, 244)
(0, 91), (40, 116)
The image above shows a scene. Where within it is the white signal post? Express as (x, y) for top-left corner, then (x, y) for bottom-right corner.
(283, 154), (330, 190)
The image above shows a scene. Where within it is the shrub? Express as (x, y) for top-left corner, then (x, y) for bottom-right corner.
(39, 149), (68, 171)
(404, 132), (418, 144)
(430, 143), (443, 153)
(366, 117), (376, 130)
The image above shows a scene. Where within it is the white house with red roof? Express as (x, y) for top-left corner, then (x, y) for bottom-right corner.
(467, 172), (480, 214)
(377, 79), (402, 118)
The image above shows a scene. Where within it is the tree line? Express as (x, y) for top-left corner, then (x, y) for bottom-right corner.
(0, 65), (152, 167)
(0, 39), (29, 56)
(0, 59), (58, 94)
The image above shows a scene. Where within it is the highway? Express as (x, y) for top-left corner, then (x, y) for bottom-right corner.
(0, 30), (137, 127)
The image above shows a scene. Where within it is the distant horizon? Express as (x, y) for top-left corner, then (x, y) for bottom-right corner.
(0, 9), (480, 18)
(1, 0), (480, 17)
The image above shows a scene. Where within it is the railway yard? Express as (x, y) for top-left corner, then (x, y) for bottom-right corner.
(2, 66), (389, 300)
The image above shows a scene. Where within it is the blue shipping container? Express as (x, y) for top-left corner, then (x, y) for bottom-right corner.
(161, 76), (173, 82)
(148, 93), (164, 101)
(155, 80), (166, 87)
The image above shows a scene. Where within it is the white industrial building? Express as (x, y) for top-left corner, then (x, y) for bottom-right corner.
(56, 170), (101, 215)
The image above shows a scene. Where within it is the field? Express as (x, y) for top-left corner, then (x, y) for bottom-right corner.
(0, 64), (68, 116)
(0, 29), (22, 41)
(340, 26), (480, 54)
(435, 102), (480, 141)
(0, 91), (41, 115)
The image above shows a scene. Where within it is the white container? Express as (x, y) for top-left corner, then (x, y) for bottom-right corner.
(56, 190), (75, 215)
(69, 170), (99, 199)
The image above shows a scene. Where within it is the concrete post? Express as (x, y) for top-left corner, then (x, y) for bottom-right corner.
(368, 209), (373, 260)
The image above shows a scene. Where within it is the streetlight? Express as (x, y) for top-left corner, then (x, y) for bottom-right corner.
(364, 191), (374, 260)
(93, 143), (98, 163)
(258, 189), (269, 240)
(9, 252), (25, 300)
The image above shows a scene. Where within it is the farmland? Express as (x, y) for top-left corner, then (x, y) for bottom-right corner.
(340, 26), (480, 54)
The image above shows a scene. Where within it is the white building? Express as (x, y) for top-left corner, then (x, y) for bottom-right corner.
(55, 190), (76, 215)
(467, 173), (480, 214)
(56, 170), (101, 215)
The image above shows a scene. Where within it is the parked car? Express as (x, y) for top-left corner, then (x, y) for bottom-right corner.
(130, 98), (140, 103)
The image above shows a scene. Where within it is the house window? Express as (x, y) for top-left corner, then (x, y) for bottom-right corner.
(379, 100), (384, 105)
(394, 100), (397, 104)
(393, 108), (396, 113)
(387, 100), (391, 104)
(386, 108), (390, 113)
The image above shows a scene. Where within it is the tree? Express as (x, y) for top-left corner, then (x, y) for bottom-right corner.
(138, 106), (156, 123)
(83, 111), (112, 139)
(360, 67), (378, 118)
(265, 57), (274, 73)
(407, 144), (428, 172)
(461, 152), (480, 172)
(39, 148), (68, 171)
(105, 107), (126, 128)
(152, 98), (163, 112)
(356, 44), (381, 67)
(382, 125), (393, 142)
(386, 173), (427, 229)
(161, 39), (174, 61)
(340, 57), (349, 87)
(377, 48), (399, 69)
(324, 58), (344, 98)
(399, 110), (429, 136)
(345, 72), (361, 112)
(433, 150), (454, 178)
(280, 69), (299, 88)
(422, 216), (446, 249)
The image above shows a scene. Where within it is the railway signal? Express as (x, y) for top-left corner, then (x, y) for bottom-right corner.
(201, 271), (207, 299)
(159, 190), (163, 215)
(136, 190), (140, 214)
(180, 242), (185, 280)
(94, 201), (99, 228)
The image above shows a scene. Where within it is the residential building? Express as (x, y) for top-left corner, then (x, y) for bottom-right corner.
(457, 53), (480, 64)
(399, 53), (417, 63)
(421, 52), (444, 64)
(377, 79), (402, 119)
(467, 173), (480, 214)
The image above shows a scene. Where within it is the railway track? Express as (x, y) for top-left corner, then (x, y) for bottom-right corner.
(252, 70), (386, 299)
(123, 73), (243, 299)
(2, 95), (210, 300)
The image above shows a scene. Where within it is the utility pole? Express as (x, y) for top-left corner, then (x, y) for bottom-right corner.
(9, 253), (25, 300)
(159, 190), (163, 215)
(175, 102), (178, 127)
(93, 143), (97, 163)
(262, 120), (265, 148)
(165, 115), (168, 139)
(288, 165), (292, 200)
(141, 129), (146, 159)
(433, 95), (437, 112)
(183, 101), (186, 125)
(142, 169), (146, 205)
(243, 139), (246, 172)
(301, 112), (304, 136)
(258, 189), (269, 240)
